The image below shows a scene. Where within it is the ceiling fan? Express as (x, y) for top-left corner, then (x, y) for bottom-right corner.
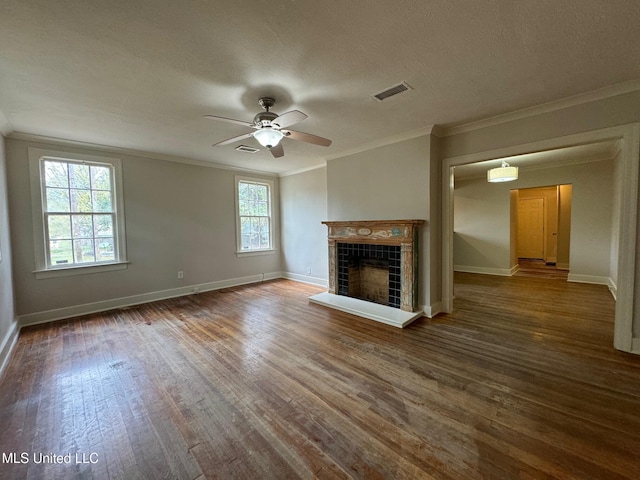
(204, 97), (332, 158)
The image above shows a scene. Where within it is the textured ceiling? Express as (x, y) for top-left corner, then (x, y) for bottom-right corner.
(1, 1), (640, 174)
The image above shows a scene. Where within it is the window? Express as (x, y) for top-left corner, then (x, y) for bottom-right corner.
(235, 176), (274, 253)
(29, 148), (127, 278)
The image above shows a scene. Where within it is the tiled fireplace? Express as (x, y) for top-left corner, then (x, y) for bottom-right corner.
(309, 219), (425, 328)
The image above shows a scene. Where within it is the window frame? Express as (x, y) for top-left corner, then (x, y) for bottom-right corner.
(28, 148), (128, 279)
(234, 175), (276, 256)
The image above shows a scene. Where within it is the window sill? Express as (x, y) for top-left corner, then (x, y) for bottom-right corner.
(34, 261), (129, 279)
(235, 249), (277, 257)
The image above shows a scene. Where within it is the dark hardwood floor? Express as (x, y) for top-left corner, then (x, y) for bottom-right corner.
(1, 274), (639, 479)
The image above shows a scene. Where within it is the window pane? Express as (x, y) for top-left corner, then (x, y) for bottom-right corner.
(250, 217), (260, 249)
(73, 239), (95, 263)
(72, 215), (93, 238)
(44, 161), (68, 188)
(48, 215), (71, 239)
(94, 215), (113, 237)
(255, 184), (268, 202)
(240, 217), (251, 249)
(259, 217), (270, 248)
(91, 166), (111, 190)
(92, 191), (112, 212)
(46, 188), (70, 212)
(239, 182), (249, 202)
(70, 189), (92, 212)
(69, 163), (90, 189)
(239, 199), (250, 216)
(50, 239), (73, 266)
(256, 201), (268, 216)
(96, 238), (115, 262)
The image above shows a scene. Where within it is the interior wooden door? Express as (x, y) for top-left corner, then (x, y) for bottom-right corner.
(517, 198), (545, 259)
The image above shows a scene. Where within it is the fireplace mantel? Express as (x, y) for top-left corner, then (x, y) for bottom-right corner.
(311, 219), (425, 328)
(322, 219), (424, 246)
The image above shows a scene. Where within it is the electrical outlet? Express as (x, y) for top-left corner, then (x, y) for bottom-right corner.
(177, 271), (184, 279)
(306, 266), (311, 274)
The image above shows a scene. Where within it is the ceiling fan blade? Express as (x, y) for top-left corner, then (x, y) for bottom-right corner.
(212, 132), (254, 146)
(284, 129), (332, 147)
(269, 142), (284, 158)
(203, 114), (253, 128)
(272, 110), (307, 129)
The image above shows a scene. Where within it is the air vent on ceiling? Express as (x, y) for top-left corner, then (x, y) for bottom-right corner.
(372, 81), (413, 101)
(236, 145), (260, 153)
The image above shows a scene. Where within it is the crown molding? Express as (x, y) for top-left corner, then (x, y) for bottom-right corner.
(279, 162), (327, 177)
(0, 109), (12, 136)
(324, 125), (437, 162)
(6, 132), (278, 177)
(442, 78), (640, 137)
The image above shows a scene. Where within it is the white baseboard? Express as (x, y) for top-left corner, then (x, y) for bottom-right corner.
(18, 272), (283, 328)
(281, 272), (328, 287)
(567, 274), (611, 286)
(454, 265), (515, 276)
(568, 274), (617, 300)
(631, 337), (640, 355)
(422, 301), (442, 318)
(0, 320), (19, 379)
(608, 279), (617, 300)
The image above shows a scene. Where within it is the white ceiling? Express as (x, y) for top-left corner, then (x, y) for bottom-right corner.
(1, 1), (640, 174)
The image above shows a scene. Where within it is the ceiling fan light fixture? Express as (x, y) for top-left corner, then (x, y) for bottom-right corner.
(487, 161), (518, 183)
(253, 128), (284, 148)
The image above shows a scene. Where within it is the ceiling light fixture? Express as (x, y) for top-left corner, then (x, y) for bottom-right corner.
(253, 128), (284, 148)
(487, 161), (518, 183)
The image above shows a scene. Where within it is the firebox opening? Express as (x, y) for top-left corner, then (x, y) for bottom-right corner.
(337, 243), (401, 308)
(348, 257), (390, 305)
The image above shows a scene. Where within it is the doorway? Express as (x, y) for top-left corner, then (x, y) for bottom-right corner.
(513, 184), (572, 275)
(441, 124), (640, 353)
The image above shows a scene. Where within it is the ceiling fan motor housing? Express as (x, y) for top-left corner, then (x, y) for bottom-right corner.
(253, 111), (278, 128)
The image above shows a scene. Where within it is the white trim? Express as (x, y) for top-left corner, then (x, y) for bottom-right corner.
(442, 78), (640, 137)
(234, 175), (275, 253)
(235, 249), (277, 257)
(278, 162), (326, 178)
(281, 271), (328, 287)
(9, 131), (279, 177)
(442, 123), (640, 354)
(28, 148), (128, 275)
(567, 273), (617, 296)
(18, 272), (283, 327)
(632, 337), (640, 355)
(454, 265), (516, 276)
(34, 261), (129, 279)
(0, 320), (19, 379)
(0, 109), (11, 136)
(422, 301), (442, 318)
(323, 126), (436, 162)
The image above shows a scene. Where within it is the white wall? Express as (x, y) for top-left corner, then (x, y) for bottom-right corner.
(326, 134), (438, 312)
(454, 159), (614, 281)
(0, 134), (18, 374)
(280, 166), (328, 285)
(6, 137), (281, 323)
(454, 177), (512, 273)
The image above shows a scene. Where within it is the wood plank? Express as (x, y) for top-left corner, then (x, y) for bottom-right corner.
(0, 274), (639, 479)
